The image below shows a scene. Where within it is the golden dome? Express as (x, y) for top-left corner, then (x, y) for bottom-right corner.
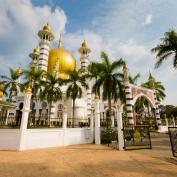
(47, 35), (76, 79)
(43, 23), (51, 32)
(16, 67), (23, 76)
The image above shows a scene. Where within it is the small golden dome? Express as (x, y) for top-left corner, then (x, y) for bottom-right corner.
(43, 23), (51, 32)
(24, 86), (32, 94)
(16, 67), (23, 76)
(82, 40), (88, 48)
(33, 47), (40, 54)
(0, 84), (4, 98)
(48, 35), (76, 79)
(78, 39), (91, 54)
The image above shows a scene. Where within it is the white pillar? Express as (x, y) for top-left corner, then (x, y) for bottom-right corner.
(90, 112), (94, 129)
(18, 89), (32, 151)
(117, 107), (124, 151)
(172, 117), (175, 127)
(90, 112), (94, 142)
(165, 118), (168, 127)
(111, 115), (114, 127)
(62, 112), (67, 146)
(62, 112), (67, 129)
(95, 99), (100, 144)
(5, 110), (10, 125)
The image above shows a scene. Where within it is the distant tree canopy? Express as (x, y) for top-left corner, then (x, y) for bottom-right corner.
(159, 104), (177, 118)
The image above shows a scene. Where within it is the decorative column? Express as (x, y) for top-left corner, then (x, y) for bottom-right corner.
(117, 104), (124, 151)
(49, 104), (55, 126)
(90, 110), (94, 142)
(29, 47), (40, 69)
(18, 86), (32, 151)
(111, 114), (115, 127)
(38, 23), (54, 71)
(123, 64), (134, 125)
(153, 89), (162, 131)
(94, 94), (100, 144)
(62, 112), (67, 129)
(78, 40), (92, 119)
(62, 108), (68, 146)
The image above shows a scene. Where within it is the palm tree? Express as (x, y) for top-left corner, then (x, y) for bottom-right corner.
(141, 73), (166, 102)
(39, 73), (63, 125)
(91, 51), (125, 125)
(0, 68), (22, 101)
(64, 69), (88, 127)
(128, 73), (140, 85)
(23, 66), (45, 101)
(151, 30), (177, 68)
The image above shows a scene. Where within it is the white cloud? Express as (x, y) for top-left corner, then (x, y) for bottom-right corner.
(0, 0), (67, 73)
(0, 0), (176, 105)
(144, 14), (152, 25)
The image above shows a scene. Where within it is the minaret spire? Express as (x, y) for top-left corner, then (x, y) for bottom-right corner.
(58, 34), (62, 48)
(38, 23), (54, 71)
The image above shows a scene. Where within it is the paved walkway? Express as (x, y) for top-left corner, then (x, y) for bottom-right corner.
(0, 141), (177, 177)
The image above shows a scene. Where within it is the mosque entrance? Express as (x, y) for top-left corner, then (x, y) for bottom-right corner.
(133, 96), (157, 131)
(122, 93), (158, 150)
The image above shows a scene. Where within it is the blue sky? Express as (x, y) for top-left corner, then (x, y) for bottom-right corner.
(0, 0), (177, 105)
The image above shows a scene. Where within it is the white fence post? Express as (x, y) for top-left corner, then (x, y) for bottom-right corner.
(62, 112), (67, 146)
(95, 97), (100, 144)
(18, 87), (32, 151)
(62, 112), (67, 129)
(117, 106), (124, 150)
(111, 115), (114, 127)
(90, 112), (94, 142)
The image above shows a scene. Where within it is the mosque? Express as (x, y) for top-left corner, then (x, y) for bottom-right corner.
(0, 23), (116, 128)
(0, 23), (165, 151)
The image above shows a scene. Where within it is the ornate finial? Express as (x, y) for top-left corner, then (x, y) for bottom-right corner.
(149, 72), (155, 81)
(58, 34), (62, 48)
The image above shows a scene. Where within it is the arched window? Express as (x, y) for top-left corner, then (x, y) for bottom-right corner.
(57, 104), (63, 119)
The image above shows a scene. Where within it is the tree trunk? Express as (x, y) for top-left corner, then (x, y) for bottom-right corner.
(48, 102), (52, 126)
(72, 98), (75, 128)
(107, 94), (112, 128)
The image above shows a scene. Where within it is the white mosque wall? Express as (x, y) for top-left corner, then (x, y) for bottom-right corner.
(25, 129), (64, 149)
(25, 128), (92, 150)
(0, 127), (93, 151)
(64, 128), (93, 146)
(0, 129), (20, 150)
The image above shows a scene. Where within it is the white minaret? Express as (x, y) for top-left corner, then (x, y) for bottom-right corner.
(123, 63), (134, 125)
(78, 40), (91, 73)
(38, 23), (54, 71)
(29, 47), (40, 68)
(78, 40), (92, 119)
(16, 66), (23, 95)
